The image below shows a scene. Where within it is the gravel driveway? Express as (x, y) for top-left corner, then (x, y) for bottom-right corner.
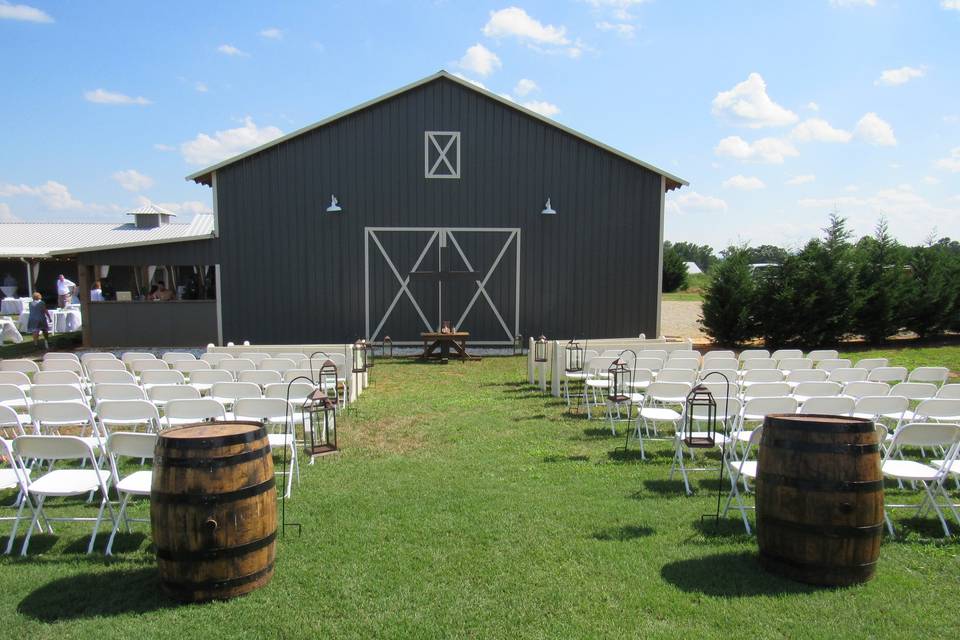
(661, 301), (706, 341)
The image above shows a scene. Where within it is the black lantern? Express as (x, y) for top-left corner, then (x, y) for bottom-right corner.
(383, 336), (393, 358)
(319, 359), (339, 404)
(364, 339), (375, 369)
(352, 338), (367, 373)
(565, 339), (584, 373)
(534, 335), (548, 363)
(607, 358), (631, 403)
(513, 334), (524, 356)
(302, 388), (337, 455)
(683, 384), (717, 448)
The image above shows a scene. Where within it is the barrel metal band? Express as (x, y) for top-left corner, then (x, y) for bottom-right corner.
(155, 445), (270, 469)
(152, 477), (276, 506)
(767, 439), (880, 455)
(768, 418), (876, 434)
(759, 473), (884, 493)
(161, 561), (274, 595)
(760, 550), (878, 572)
(759, 515), (884, 539)
(157, 425), (268, 449)
(156, 531), (276, 562)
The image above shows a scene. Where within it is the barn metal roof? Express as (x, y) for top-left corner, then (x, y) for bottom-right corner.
(0, 214), (214, 258)
(186, 70), (689, 191)
(125, 203), (177, 217)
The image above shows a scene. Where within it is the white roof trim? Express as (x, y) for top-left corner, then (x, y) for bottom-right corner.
(186, 70), (688, 189)
(49, 231), (215, 256)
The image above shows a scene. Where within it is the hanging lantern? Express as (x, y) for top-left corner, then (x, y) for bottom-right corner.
(534, 335), (548, 363)
(352, 338), (367, 373)
(364, 339), (375, 370)
(319, 359), (339, 404)
(607, 358), (631, 403)
(513, 334), (524, 356)
(301, 388), (337, 455)
(683, 384), (717, 448)
(383, 336), (393, 358)
(565, 339), (584, 373)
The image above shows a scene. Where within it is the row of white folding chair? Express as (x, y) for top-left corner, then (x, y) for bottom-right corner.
(738, 349), (839, 363)
(233, 398), (300, 498)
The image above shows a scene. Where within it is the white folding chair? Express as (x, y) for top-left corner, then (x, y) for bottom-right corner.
(188, 369), (234, 395)
(163, 398), (226, 428)
(30, 383), (86, 405)
(842, 381), (891, 400)
(741, 358), (777, 372)
(98, 400), (162, 434)
(670, 396), (742, 495)
(723, 426), (763, 533)
(776, 358), (813, 374)
(936, 384), (960, 400)
(734, 396), (797, 453)
(80, 352), (118, 366)
(798, 396), (854, 416)
(0, 360), (40, 377)
(12, 435), (116, 555)
(233, 398), (300, 498)
(890, 383), (938, 422)
(85, 359), (128, 374)
(217, 359), (256, 380)
(829, 368), (868, 384)
(121, 352), (156, 367)
(275, 352), (307, 363)
(266, 382), (315, 405)
(702, 350), (736, 363)
(742, 382), (792, 401)
(34, 370), (84, 390)
(173, 360), (212, 378)
(1, 436), (39, 553)
(93, 383), (147, 404)
(633, 381), (692, 457)
(41, 359), (86, 379)
(784, 369), (828, 389)
(0, 405), (28, 439)
(793, 381), (843, 403)
(867, 366), (907, 384)
(140, 369), (186, 390)
(161, 352), (196, 365)
(738, 349), (770, 366)
(699, 380), (740, 398)
(29, 401), (104, 451)
(913, 398), (960, 423)
(882, 423), (960, 537)
(771, 349), (803, 361)
(656, 369), (698, 384)
(240, 352), (271, 366)
(699, 370), (737, 387)
(0, 371), (31, 394)
(0, 384), (30, 417)
(817, 359), (852, 372)
(807, 349), (839, 363)
(854, 358), (889, 372)
(210, 381), (262, 413)
(909, 367), (950, 386)
(105, 432), (157, 555)
(147, 384), (200, 411)
(130, 360), (170, 377)
(853, 395), (908, 429)
(89, 370), (137, 386)
(43, 353), (80, 362)
(583, 357), (618, 419)
(239, 369), (283, 388)
(665, 356), (700, 372)
(741, 369), (785, 388)
(260, 358), (297, 374)
(638, 349), (668, 362)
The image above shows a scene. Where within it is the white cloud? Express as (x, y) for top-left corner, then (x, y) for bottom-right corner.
(136, 195), (211, 216)
(522, 100), (560, 117)
(180, 117), (283, 166)
(942, 1), (960, 10)
(944, 115), (960, 124)
(195, 81), (208, 93)
(0, 180), (84, 209)
(153, 143), (175, 152)
(259, 27), (283, 39)
(787, 174), (816, 185)
(0, 203), (19, 222)
(457, 43), (501, 77)
(112, 169), (154, 192)
(217, 44), (249, 57)
(483, 7), (569, 45)
(935, 147), (960, 172)
(513, 78), (538, 96)
(84, 88), (151, 105)
(829, 0), (876, 6)
(712, 73), (799, 128)
(806, 102), (820, 111)
(723, 175), (766, 190)
(596, 21), (635, 37)
(714, 135), (799, 164)
(451, 72), (487, 90)
(845, 184), (860, 192)
(922, 176), (941, 185)
(0, 1), (52, 22)
(790, 118), (853, 143)
(875, 66), (925, 86)
(666, 191), (728, 216)
(854, 112), (897, 146)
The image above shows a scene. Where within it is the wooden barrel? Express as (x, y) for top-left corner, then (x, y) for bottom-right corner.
(151, 422), (277, 602)
(756, 414), (883, 587)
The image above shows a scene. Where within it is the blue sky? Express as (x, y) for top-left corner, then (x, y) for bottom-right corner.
(1, 0), (957, 248)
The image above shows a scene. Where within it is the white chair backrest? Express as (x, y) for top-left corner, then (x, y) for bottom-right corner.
(908, 366), (949, 385)
(217, 359), (257, 376)
(743, 396), (798, 417)
(702, 350), (736, 362)
(121, 352), (156, 365)
(586, 357), (618, 374)
(890, 382), (938, 402)
(631, 368), (655, 385)
(777, 358), (812, 371)
(698, 381), (740, 399)
(785, 369), (828, 384)
(793, 381), (843, 398)
(807, 349), (839, 363)
(30, 384), (85, 404)
(130, 359), (170, 374)
(887, 423), (960, 452)
(645, 381), (692, 402)
(854, 358), (888, 371)
(161, 352), (197, 364)
(275, 352), (307, 362)
(41, 359), (85, 375)
(0, 359), (39, 375)
(259, 358), (297, 373)
(189, 369), (234, 386)
(633, 357), (664, 373)
(239, 352), (271, 366)
(164, 398), (226, 421)
(842, 381), (890, 399)
(829, 368), (868, 383)
(265, 382), (314, 402)
(148, 384), (201, 404)
(799, 396), (854, 416)
(33, 370), (82, 386)
(854, 395), (908, 417)
(233, 397), (292, 422)
(771, 349), (803, 361)
(94, 383), (147, 402)
(701, 358), (738, 371)
(98, 399), (161, 426)
(239, 370), (283, 387)
(300, 356), (346, 372)
(283, 369), (322, 383)
(638, 349), (668, 361)
(742, 358), (777, 371)
(211, 382), (262, 402)
(936, 384), (960, 400)
(666, 354), (700, 368)
(30, 401), (98, 430)
(90, 369), (138, 385)
(0, 384), (29, 406)
(85, 359), (127, 373)
(174, 360), (212, 374)
(914, 398), (960, 421)
(107, 431), (158, 460)
(738, 349), (770, 363)
(699, 370), (737, 385)
(200, 352), (233, 365)
(140, 370), (186, 387)
(0, 404), (26, 436)
(867, 366), (908, 383)
(743, 382), (791, 399)
(656, 369), (697, 384)
(14, 434), (96, 462)
(742, 369), (785, 384)
(43, 353), (78, 362)
(0, 371), (31, 388)
(690, 396), (741, 420)
(600, 349), (624, 358)
(816, 358), (852, 372)
(80, 352), (118, 364)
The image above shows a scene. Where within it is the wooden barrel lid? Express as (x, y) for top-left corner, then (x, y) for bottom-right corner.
(158, 421), (267, 448)
(764, 413), (876, 433)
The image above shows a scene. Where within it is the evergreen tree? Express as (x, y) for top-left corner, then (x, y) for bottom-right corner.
(904, 242), (956, 337)
(661, 244), (689, 292)
(700, 248), (756, 345)
(853, 218), (908, 343)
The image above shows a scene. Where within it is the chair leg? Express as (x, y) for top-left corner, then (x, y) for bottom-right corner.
(4, 496), (30, 554)
(884, 509), (895, 537)
(20, 495), (44, 556)
(106, 493), (132, 556)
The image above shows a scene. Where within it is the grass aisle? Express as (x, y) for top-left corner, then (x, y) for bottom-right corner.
(2, 356), (959, 638)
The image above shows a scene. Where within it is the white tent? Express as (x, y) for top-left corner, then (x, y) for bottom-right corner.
(683, 261), (702, 275)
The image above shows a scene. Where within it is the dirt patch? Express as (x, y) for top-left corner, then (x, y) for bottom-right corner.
(661, 301), (706, 340)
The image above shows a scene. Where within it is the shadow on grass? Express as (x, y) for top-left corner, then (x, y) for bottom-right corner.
(543, 454), (590, 463)
(606, 448), (646, 464)
(660, 551), (821, 597)
(692, 516), (754, 541)
(513, 414), (547, 422)
(582, 427), (613, 438)
(18, 567), (177, 621)
(61, 532), (148, 555)
(591, 524), (655, 541)
(641, 479), (688, 494)
(4, 534), (57, 556)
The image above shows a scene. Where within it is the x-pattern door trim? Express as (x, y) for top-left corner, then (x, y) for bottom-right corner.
(424, 131), (460, 179)
(446, 230), (516, 341)
(366, 229), (438, 340)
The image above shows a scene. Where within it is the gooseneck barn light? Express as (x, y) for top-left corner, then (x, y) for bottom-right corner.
(326, 194), (342, 213)
(541, 198), (556, 215)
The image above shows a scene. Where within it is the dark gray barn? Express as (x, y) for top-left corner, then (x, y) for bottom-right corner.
(76, 71), (686, 347)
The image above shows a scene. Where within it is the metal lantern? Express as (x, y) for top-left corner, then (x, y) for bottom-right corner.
(302, 388), (337, 455)
(319, 359), (339, 403)
(565, 338), (584, 373)
(352, 338), (367, 373)
(513, 334), (524, 356)
(683, 384), (717, 448)
(607, 358), (631, 403)
(383, 336), (393, 358)
(364, 339), (375, 369)
(534, 335), (548, 363)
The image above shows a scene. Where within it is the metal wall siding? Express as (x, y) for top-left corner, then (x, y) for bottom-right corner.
(200, 77), (664, 344)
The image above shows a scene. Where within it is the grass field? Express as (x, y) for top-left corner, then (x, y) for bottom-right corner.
(663, 272), (709, 302)
(1, 351), (959, 638)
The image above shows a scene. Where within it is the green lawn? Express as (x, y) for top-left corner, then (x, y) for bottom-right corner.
(2, 353), (960, 638)
(663, 272), (709, 302)
(0, 330), (81, 359)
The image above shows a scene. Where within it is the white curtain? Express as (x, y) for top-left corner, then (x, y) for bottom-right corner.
(30, 261), (40, 287)
(147, 265), (157, 284)
(98, 265), (109, 278)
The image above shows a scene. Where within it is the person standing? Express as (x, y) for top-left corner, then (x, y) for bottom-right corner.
(90, 280), (104, 302)
(56, 274), (76, 308)
(27, 291), (50, 350)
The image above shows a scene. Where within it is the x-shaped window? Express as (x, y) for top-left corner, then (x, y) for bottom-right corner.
(425, 131), (460, 179)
